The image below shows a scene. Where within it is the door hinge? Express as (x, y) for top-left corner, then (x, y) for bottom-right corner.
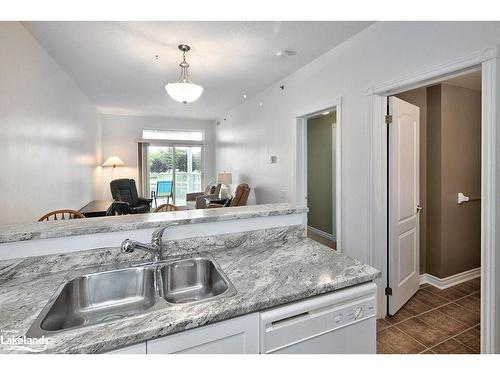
(385, 287), (393, 296)
(385, 115), (392, 124)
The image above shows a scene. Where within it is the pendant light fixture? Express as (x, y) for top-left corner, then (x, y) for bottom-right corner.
(165, 44), (203, 104)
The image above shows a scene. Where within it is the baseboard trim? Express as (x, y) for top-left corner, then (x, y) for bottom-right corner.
(307, 225), (335, 241)
(420, 267), (481, 290)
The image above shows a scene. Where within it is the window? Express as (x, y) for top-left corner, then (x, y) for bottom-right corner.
(139, 128), (205, 206)
(142, 129), (203, 142)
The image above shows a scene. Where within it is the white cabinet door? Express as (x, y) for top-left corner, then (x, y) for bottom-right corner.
(147, 313), (259, 354)
(107, 342), (147, 354)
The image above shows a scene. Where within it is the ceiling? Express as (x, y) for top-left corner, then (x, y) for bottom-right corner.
(24, 21), (373, 120)
(442, 70), (481, 91)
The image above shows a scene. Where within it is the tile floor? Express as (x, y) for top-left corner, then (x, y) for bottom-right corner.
(377, 277), (480, 354)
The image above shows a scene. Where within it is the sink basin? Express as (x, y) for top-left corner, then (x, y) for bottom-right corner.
(159, 257), (230, 304)
(28, 266), (157, 335)
(26, 253), (236, 337)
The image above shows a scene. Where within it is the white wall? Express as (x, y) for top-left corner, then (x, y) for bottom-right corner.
(98, 113), (215, 200)
(216, 21), (500, 263)
(0, 22), (100, 225)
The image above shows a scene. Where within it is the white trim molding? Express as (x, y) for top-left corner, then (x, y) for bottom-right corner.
(368, 48), (499, 353)
(479, 54), (498, 354)
(420, 268), (481, 290)
(367, 48), (498, 96)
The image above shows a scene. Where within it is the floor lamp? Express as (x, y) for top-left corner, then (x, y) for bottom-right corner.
(102, 156), (125, 181)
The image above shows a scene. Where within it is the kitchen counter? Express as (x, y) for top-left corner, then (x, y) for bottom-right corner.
(0, 203), (306, 244)
(0, 227), (380, 353)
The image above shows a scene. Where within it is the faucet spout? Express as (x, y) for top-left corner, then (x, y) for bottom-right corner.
(121, 222), (178, 262)
(121, 239), (161, 263)
(151, 222), (178, 248)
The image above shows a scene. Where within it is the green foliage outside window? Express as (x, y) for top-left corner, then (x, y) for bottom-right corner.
(149, 148), (201, 173)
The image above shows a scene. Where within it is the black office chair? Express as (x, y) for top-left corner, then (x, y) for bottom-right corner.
(109, 179), (152, 214)
(106, 201), (133, 216)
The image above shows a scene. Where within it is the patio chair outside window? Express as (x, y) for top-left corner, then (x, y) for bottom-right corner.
(152, 180), (173, 206)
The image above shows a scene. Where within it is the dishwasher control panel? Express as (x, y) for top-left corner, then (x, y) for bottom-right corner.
(260, 283), (378, 353)
(331, 299), (376, 328)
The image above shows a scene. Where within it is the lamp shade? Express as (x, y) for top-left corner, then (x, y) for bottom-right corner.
(217, 172), (232, 185)
(102, 156), (125, 168)
(165, 82), (203, 104)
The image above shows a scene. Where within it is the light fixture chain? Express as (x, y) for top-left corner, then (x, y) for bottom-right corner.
(178, 49), (190, 82)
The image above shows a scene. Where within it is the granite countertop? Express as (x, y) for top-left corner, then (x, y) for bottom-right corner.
(0, 203), (306, 244)
(0, 235), (380, 354)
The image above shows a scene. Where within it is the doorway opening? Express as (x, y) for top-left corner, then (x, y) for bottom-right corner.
(306, 110), (337, 249)
(379, 69), (482, 354)
(295, 98), (342, 252)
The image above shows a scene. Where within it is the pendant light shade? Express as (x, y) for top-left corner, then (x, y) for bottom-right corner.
(166, 81), (203, 104)
(166, 44), (203, 104)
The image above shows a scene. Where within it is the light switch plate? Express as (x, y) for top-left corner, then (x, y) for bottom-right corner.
(279, 190), (286, 201)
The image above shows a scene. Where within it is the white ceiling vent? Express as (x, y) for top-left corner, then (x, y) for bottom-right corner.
(277, 50), (297, 58)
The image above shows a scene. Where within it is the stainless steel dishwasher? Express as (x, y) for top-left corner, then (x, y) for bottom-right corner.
(259, 282), (377, 354)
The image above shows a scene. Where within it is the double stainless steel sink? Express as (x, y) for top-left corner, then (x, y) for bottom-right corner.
(26, 253), (236, 337)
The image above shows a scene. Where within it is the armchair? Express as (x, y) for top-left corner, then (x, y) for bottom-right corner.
(106, 201), (133, 216)
(110, 179), (152, 214)
(208, 183), (251, 208)
(186, 184), (222, 209)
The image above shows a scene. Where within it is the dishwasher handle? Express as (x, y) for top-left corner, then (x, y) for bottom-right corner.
(269, 312), (311, 328)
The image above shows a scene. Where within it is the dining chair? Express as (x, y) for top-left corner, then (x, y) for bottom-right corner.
(38, 209), (86, 221)
(154, 203), (180, 212)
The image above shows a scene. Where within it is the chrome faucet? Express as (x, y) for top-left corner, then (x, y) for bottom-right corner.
(121, 223), (177, 262)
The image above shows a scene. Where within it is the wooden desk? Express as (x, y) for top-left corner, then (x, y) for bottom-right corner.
(79, 200), (114, 218)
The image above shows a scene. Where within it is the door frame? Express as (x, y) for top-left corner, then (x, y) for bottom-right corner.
(295, 97), (342, 252)
(368, 48), (499, 353)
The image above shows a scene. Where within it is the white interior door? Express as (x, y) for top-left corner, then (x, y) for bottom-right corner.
(388, 96), (420, 315)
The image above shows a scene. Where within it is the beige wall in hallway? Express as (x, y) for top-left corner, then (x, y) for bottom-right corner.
(426, 84), (481, 278)
(426, 85), (444, 277)
(439, 84), (481, 277)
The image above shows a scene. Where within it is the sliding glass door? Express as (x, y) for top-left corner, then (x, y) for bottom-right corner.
(172, 146), (202, 205)
(147, 145), (202, 206)
(148, 145), (174, 206)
